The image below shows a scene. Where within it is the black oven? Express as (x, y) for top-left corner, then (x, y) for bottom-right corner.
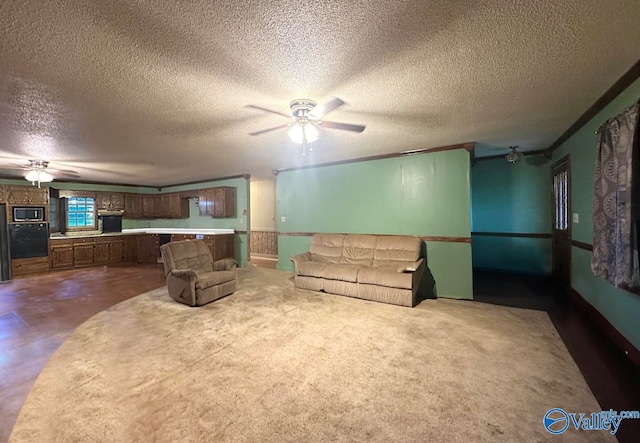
(9, 223), (49, 259)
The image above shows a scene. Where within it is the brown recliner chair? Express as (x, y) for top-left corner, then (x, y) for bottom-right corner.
(160, 240), (237, 306)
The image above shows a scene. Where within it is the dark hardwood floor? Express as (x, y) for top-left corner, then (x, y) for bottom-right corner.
(474, 269), (640, 443)
(1, 265), (638, 441)
(0, 263), (166, 443)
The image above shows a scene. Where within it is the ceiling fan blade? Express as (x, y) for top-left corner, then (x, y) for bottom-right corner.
(50, 170), (80, 178)
(310, 97), (345, 118)
(321, 121), (366, 133)
(248, 124), (289, 136)
(244, 105), (291, 118)
(8, 162), (30, 170)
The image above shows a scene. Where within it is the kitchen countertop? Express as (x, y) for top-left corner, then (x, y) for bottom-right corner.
(50, 228), (235, 239)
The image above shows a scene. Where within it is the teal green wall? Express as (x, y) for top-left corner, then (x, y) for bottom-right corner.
(471, 157), (552, 274)
(276, 149), (473, 299)
(553, 76), (640, 351)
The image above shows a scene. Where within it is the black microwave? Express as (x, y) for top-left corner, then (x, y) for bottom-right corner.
(13, 207), (45, 222)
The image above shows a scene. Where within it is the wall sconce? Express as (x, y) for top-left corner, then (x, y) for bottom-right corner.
(506, 146), (523, 164)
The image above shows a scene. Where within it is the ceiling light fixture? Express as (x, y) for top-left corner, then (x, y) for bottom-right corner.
(506, 146), (523, 164)
(24, 160), (54, 188)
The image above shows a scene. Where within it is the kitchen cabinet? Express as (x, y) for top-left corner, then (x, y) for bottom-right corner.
(5, 185), (48, 205)
(94, 241), (110, 264)
(109, 237), (123, 262)
(124, 194), (143, 218)
(136, 234), (159, 263)
(12, 257), (50, 276)
(73, 238), (94, 267)
(161, 193), (189, 218)
(95, 236), (123, 263)
(123, 235), (137, 261)
(198, 187), (235, 218)
(213, 234), (235, 261)
(50, 239), (74, 270)
(96, 192), (125, 211)
(142, 195), (160, 218)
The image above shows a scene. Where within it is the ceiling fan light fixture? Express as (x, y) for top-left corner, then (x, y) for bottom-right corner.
(24, 161), (54, 187)
(288, 123), (318, 144)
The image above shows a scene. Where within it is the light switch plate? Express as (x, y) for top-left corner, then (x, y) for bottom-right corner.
(573, 213), (579, 223)
(280, 216), (286, 222)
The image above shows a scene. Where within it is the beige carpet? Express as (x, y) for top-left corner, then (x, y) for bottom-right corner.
(10, 267), (614, 442)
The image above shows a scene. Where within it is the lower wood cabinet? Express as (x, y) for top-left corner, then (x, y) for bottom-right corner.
(95, 236), (123, 264)
(50, 239), (74, 270)
(168, 234), (234, 261)
(123, 235), (137, 261)
(136, 234), (159, 263)
(12, 257), (50, 277)
(46, 233), (234, 273)
(50, 235), (129, 270)
(213, 234), (234, 261)
(73, 242), (95, 267)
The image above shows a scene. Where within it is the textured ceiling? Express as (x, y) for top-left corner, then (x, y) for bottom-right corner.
(0, 0), (639, 186)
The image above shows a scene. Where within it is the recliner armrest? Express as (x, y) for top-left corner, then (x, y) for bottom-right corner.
(213, 258), (237, 271)
(291, 252), (311, 275)
(169, 269), (198, 281)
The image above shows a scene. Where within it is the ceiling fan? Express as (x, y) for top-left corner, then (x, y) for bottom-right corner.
(245, 97), (366, 155)
(0, 159), (79, 188)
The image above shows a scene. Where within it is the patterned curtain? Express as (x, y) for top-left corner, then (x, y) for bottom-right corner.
(591, 102), (640, 290)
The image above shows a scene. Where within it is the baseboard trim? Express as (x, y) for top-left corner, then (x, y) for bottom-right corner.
(569, 288), (640, 368)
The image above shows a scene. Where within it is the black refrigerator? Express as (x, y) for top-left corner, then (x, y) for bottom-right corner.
(0, 204), (10, 281)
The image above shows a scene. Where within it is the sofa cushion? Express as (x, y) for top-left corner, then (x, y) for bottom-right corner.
(373, 236), (421, 263)
(310, 234), (345, 263)
(195, 270), (236, 289)
(340, 235), (376, 266)
(322, 264), (361, 282)
(297, 261), (328, 278)
(357, 267), (413, 289)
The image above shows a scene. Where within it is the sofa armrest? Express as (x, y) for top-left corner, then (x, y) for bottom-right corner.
(291, 252), (311, 275)
(213, 257), (237, 271)
(402, 258), (424, 273)
(403, 258), (426, 288)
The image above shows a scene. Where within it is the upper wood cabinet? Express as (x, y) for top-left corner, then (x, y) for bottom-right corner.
(4, 185), (48, 205)
(161, 193), (189, 218)
(124, 194), (143, 218)
(96, 192), (125, 211)
(137, 193), (188, 219)
(198, 187), (236, 218)
(142, 195), (157, 218)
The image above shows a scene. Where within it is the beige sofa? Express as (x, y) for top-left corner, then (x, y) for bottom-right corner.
(160, 240), (237, 306)
(291, 234), (426, 307)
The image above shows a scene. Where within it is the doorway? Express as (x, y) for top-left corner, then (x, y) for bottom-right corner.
(551, 155), (571, 289)
(249, 177), (278, 268)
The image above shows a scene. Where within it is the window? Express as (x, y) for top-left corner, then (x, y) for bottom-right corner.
(66, 197), (96, 229)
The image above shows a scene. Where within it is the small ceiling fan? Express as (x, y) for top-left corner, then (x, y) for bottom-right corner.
(245, 97), (366, 155)
(0, 159), (79, 188)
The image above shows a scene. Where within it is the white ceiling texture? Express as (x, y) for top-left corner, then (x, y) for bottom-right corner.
(0, 0), (639, 186)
